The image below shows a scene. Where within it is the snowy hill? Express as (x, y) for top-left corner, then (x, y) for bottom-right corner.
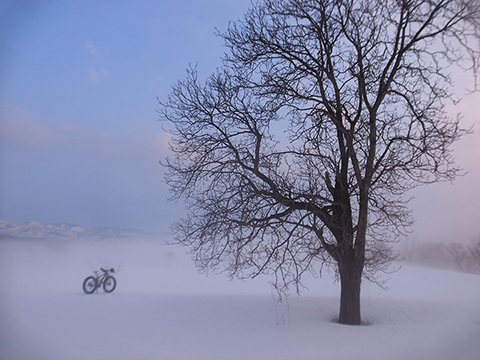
(0, 220), (155, 241)
(1, 232), (480, 359)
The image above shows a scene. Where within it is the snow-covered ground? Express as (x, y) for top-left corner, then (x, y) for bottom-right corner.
(1, 235), (480, 360)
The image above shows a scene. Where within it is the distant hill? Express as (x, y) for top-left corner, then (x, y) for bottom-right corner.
(0, 220), (156, 241)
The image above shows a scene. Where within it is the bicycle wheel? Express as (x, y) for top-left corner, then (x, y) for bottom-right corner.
(83, 276), (97, 294)
(103, 276), (116, 293)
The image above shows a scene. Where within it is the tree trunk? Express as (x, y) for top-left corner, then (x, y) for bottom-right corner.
(338, 262), (362, 325)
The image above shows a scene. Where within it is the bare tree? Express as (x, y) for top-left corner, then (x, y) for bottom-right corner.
(467, 237), (480, 272)
(159, 0), (479, 325)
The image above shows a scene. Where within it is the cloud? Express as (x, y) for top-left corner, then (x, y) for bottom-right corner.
(88, 68), (109, 82)
(0, 115), (170, 163)
(0, 116), (51, 147)
(85, 40), (97, 56)
(84, 40), (109, 82)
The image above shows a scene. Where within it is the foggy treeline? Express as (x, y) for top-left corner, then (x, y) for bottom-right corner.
(401, 237), (480, 274)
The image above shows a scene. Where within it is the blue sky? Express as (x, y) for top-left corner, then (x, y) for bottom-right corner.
(0, 0), (250, 233)
(1, 0), (479, 244)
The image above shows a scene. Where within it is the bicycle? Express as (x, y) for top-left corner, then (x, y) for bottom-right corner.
(82, 268), (117, 294)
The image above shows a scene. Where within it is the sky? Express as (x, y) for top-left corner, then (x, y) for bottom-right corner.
(0, 0), (479, 244)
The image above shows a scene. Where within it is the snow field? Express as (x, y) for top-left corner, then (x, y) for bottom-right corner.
(1, 238), (479, 360)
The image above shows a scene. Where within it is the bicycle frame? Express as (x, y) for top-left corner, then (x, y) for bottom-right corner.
(83, 267), (117, 294)
(93, 268), (115, 287)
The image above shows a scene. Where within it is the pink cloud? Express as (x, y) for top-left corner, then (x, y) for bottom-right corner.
(0, 116), (52, 148)
(1, 116), (169, 164)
